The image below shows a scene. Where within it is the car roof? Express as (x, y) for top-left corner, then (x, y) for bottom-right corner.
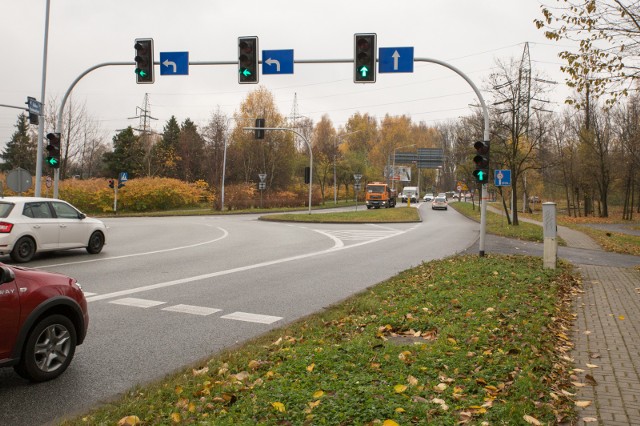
(0, 196), (63, 203)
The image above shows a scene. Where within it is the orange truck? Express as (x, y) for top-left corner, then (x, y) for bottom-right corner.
(365, 182), (397, 209)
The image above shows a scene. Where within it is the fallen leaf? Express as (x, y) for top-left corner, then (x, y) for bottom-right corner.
(170, 412), (181, 423)
(434, 383), (448, 392)
(582, 417), (598, 423)
(117, 416), (141, 426)
(585, 374), (598, 386)
(313, 390), (325, 399)
(586, 363), (599, 368)
(395, 407), (405, 413)
(407, 375), (418, 386)
(432, 398), (446, 405)
(618, 315), (625, 320)
(576, 400), (592, 408)
(523, 414), (542, 425)
(271, 401), (286, 412)
(306, 363), (315, 372)
(192, 366), (209, 376)
(382, 421), (399, 426)
(394, 384), (407, 393)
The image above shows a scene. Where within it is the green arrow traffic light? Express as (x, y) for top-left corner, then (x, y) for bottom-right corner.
(45, 157), (59, 167)
(359, 66), (369, 77)
(241, 68), (252, 77)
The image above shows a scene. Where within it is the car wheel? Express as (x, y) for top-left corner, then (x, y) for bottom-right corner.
(86, 231), (104, 254)
(14, 314), (77, 382)
(10, 236), (36, 263)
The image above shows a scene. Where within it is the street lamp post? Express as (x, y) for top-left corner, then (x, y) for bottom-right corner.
(392, 143), (416, 191)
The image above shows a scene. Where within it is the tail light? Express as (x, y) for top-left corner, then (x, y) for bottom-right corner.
(0, 222), (14, 233)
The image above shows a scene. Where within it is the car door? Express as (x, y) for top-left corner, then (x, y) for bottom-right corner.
(22, 202), (59, 250)
(50, 201), (89, 248)
(0, 279), (20, 361)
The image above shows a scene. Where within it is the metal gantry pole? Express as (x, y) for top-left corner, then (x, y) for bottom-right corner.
(34, 0), (51, 197)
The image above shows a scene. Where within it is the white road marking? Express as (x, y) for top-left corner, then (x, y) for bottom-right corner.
(109, 298), (166, 308)
(32, 227), (229, 268)
(83, 292), (98, 297)
(220, 312), (282, 324)
(162, 304), (222, 316)
(86, 225), (408, 304)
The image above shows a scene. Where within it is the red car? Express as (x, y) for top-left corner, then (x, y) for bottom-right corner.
(0, 263), (88, 382)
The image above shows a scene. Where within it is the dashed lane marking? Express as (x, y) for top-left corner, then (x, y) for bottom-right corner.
(109, 297), (166, 308)
(220, 311), (283, 324)
(162, 304), (222, 316)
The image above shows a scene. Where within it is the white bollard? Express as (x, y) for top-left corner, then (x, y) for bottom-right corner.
(542, 202), (557, 269)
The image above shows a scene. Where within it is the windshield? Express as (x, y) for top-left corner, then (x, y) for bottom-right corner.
(367, 186), (384, 193)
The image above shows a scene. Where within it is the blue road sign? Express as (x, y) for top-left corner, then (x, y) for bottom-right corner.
(262, 49), (294, 75)
(494, 169), (511, 186)
(379, 47), (414, 73)
(119, 172), (128, 182)
(160, 52), (189, 75)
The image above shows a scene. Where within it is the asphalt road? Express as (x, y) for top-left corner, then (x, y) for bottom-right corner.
(0, 204), (479, 425)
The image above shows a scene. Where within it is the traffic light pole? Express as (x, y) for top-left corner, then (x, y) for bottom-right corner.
(55, 56), (489, 254)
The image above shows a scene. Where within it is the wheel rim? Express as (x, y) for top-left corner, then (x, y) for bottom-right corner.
(90, 233), (103, 251)
(18, 240), (33, 258)
(33, 324), (71, 373)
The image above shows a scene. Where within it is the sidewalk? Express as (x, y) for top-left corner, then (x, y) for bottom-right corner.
(478, 206), (640, 425)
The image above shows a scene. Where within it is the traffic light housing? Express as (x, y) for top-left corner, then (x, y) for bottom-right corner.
(255, 118), (265, 139)
(134, 38), (154, 84)
(238, 36), (258, 84)
(45, 132), (61, 169)
(354, 33), (376, 83)
(304, 166), (311, 184)
(473, 141), (490, 184)
(108, 179), (115, 189)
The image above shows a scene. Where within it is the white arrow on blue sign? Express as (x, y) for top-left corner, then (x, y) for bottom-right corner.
(262, 49), (294, 75)
(379, 47), (414, 73)
(160, 52), (189, 75)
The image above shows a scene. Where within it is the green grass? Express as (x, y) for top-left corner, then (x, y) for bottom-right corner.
(260, 206), (421, 223)
(62, 255), (578, 426)
(450, 202), (552, 243)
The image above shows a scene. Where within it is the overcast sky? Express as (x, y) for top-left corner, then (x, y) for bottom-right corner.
(1, 0), (574, 150)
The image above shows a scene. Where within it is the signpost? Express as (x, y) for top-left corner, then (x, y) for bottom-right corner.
(258, 173), (267, 207)
(354, 174), (363, 211)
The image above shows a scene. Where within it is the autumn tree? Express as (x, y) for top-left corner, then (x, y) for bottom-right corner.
(536, 0), (640, 107)
(228, 87), (296, 189)
(311, 115), (337, 202)
(201, 108), (231, 203)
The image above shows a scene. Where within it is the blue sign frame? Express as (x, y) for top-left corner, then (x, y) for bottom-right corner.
(379, 47), (414, 73)
(494, 169), (511, 186)
(262, 49), (294, 75)
(160, 52), (189, 75)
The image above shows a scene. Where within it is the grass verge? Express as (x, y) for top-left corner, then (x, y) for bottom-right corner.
(260, 206), (421, 223)
(450, 202), (550, 243)
(63, 255), (578, 426)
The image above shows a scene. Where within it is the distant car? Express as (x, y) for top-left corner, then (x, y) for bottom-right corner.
(529, 196), (541, 203)
(432, 196), (448, 210)
(423, 193), (434, 202)
(0, 197), (107, 263)
(0, 263), (89, 381)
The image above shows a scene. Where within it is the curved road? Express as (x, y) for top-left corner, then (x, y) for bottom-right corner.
(0, 204), (479, 425)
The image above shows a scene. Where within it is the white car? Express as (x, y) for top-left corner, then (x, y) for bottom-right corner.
(423, 193), (434, 202)
(0, 197), (107, 263)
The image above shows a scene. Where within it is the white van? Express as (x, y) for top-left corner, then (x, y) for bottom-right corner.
(401, 186), (419, 203)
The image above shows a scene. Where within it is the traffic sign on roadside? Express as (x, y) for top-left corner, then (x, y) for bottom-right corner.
(494, 169), (511, 186)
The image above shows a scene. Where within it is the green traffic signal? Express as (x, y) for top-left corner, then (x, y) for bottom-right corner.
(354, 33), (376, 83)
(359, 66), (369, 77)
(45, 157), (60, 167)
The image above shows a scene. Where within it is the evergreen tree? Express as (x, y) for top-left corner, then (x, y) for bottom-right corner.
(102, 127), (146, 178)
(1, 114), (38, 173)
(151, 116), (181, 178)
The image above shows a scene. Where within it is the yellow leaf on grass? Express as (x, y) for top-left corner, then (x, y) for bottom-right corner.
(272, 401), (286, 412)
(308, 400), (321, 409)
(383, 420), (399, 426)
(313, 390), (325, 399)
(248, 360), (261, 370)
(407, 375), (419, 386)
(523, 414), (542, 425)
(117, 416), (141, 426)
(576, 400), (592, 408)
(394, 384), (407, 393)
(395, 407), (405, 413)
(306, 363), (315, 372)
(174, 385), (183, 395)
(170, 412), (181, 423)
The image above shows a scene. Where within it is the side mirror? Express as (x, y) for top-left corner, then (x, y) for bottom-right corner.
(78, 213), (86, 219)
(0, 266), (16, 284)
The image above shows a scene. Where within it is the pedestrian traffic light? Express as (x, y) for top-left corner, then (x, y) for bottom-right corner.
(473, 141), (490, 184)
(45, 132), (61, 169)
(304, 166), (311, 184)
(354, 33), (376, 83)
(238, 36), (258, 84)
(134, 38), (154, 84)
(255, 118), (265, 139)
(108, 179), (114, 189)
